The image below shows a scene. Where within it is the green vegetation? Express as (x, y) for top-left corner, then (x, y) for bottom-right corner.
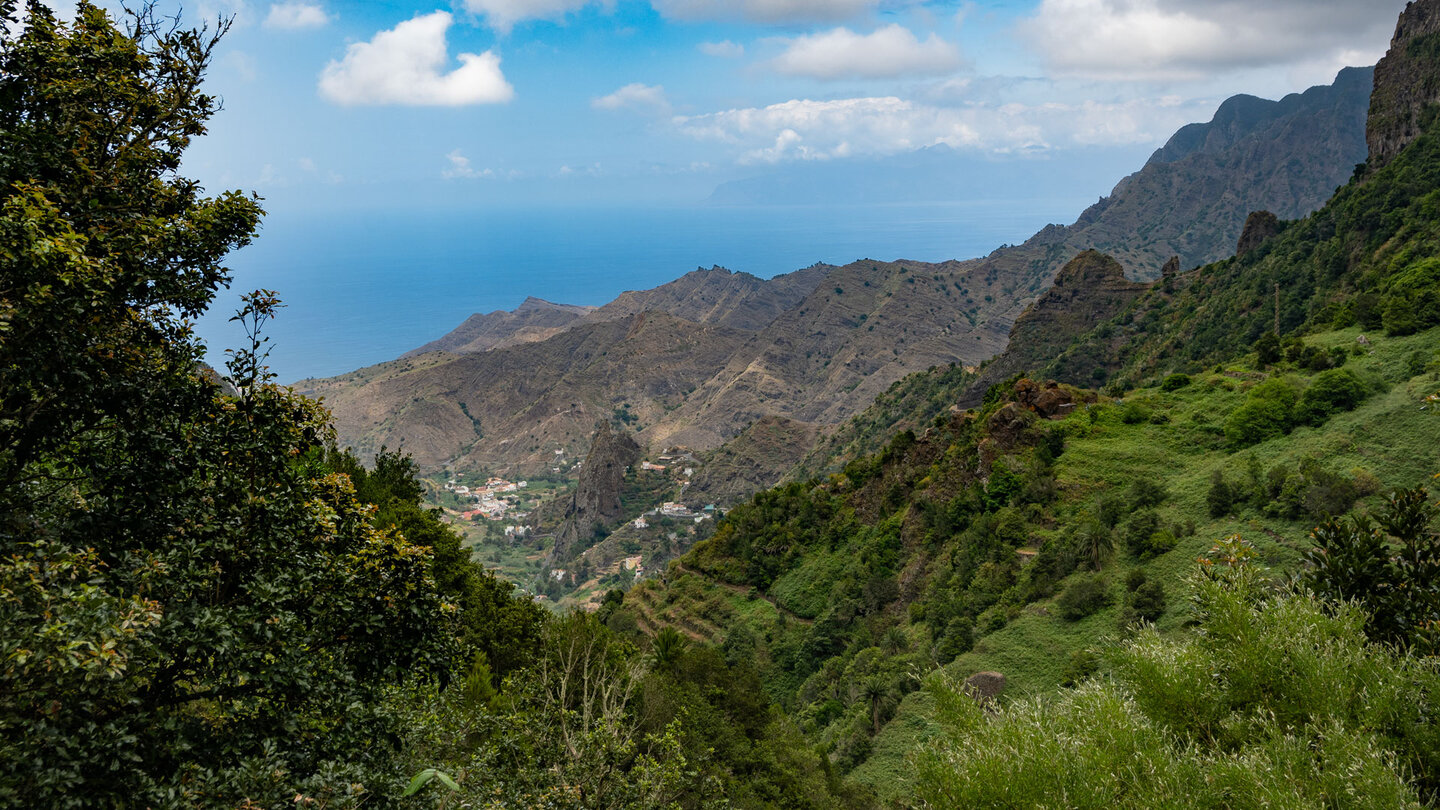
(917, 538), (1439, 808)
(8, 2), (1440, 807)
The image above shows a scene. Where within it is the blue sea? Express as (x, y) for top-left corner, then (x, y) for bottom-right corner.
(194, 200), (1090, 383)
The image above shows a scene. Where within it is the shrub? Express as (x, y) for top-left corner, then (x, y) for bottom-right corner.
(1119, 401), (1152, 424)
(1057, 574), (1110, 621)
(1123, 511), (1162, 557)
(1207, 470), (1237, 518)
(1128, 479), (1169, 510)
(1296, 368), (1367, 425)
(1224, 380), (1298, 446)
(1160, 373), (1191, 392)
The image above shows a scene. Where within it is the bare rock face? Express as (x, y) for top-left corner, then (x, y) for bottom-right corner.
(1236, 211), (1281, 258)
(1160, 255), (1180, 278)
(964, 671), (1006, 703)
(1368, 0), (1440, 169)
(547, 421), (641, 566)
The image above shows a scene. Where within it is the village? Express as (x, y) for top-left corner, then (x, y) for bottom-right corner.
(430, 444), (723, 611)
(442, 475), (530, 523)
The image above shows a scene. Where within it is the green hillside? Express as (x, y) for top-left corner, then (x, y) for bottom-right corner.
(613, 25), (1440, 802)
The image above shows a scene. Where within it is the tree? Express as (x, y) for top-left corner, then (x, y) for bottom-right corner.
(0, 6), (455, 804)
(1304, 486), (1440, 651)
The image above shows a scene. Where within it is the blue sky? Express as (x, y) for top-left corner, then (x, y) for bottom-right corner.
(132, 0), (1408, 214)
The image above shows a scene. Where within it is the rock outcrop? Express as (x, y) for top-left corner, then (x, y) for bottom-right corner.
(960, 251), (1150, 405)
(547, 421), (641, 566)
(1236, 211), (1281, 257)
(1368, 0), (1440, 169)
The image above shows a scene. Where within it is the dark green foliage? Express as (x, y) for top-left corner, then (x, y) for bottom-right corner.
(1224, 377), (1300, 447)
(1207, 470), (1237, 518)
(1117, 569), (1167, 629)
(1127, 478), (1169, 510)
(1408, 349), (1434, 378)
(0, 7), (457, 805)
(1121, 511), (1174, 559)
(321, 446), (546, 678)
(1057, 573), (1110, 621)
(1254, 331), (1282, 366)
(1119, 401), (1152, 424)
(1382, 257), (1440, 335)
(1059, 648), (1101, 687)
(1305, 486), (1440, 652)
(1160, 373), (1192, 392)
(1296, 368), (1369, 425)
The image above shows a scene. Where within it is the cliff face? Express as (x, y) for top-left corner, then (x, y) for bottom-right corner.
(547, 421), (641, 566)
(1368, 0), (1440, 168)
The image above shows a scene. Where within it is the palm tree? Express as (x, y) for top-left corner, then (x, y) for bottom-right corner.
(649, 626), (688, 673)
(1076, 518), (1114, 571)
(860, 677), (894, 735)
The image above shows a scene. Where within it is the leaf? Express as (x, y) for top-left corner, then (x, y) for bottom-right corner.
(401, 768), (436, 797)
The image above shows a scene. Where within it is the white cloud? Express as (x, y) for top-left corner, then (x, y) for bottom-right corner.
(443, 149), (497, 179)
(698, 40), (745, 58)
(593, 83), (671, 114)
(652, 0), (877, 24)
(1021, 0), (1406, 79)
(460, 0), (607, 33)
(674, 94), (1213, 163)
(264, 2), (329, 29)
(771, 24), (962, 80)
(318, 12), (514, 106)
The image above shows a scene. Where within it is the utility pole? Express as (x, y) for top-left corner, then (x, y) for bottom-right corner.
(1274, 282), (1280, 335)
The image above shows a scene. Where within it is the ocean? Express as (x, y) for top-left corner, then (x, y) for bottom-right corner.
(193, 199), (1091, 383)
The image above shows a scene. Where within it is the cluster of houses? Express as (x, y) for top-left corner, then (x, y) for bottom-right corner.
(633, 501), (715, 528)
(446, 476), (528, 521)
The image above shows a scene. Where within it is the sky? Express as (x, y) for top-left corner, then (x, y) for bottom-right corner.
(62, 0), (1406, 214)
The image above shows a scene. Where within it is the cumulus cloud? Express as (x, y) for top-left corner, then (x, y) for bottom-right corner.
(460, 0), (606, 33)
(1021, 0), (1406, 79)
(771, 24), (962, 80)
(264, 2), (329, 29)
(592, 83), (671, 114)
(652, 0), (877, 24)
(318, 12), (514, 106)
(698, 39), (745, 58)
(673, 94), (1212, 163)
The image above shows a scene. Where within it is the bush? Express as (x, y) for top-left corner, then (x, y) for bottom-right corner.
(1160, 373), (1191, 392)
(1296, 368), (1368, 425)
(1056, 574), (1110, 621)
(1207, 470), (1237, 518)
(1224, 377), (1300, 447)
(1128, 479), (1168, 510)
(1117, 570), (1167, 629)
(1119, 401), (1152, 424)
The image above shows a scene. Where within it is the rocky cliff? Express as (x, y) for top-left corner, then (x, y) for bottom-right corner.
(546, 421), (641, 566)
(1368, 0), (1440, 168)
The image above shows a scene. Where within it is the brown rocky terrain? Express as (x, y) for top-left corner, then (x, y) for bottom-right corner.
(577, 264), (831, 332)
(403, 296), (595, 357)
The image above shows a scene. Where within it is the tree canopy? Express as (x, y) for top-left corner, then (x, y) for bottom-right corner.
(0, 4), (456, 804)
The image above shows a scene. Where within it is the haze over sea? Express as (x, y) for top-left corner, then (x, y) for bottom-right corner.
(196, 199), (1090, 383)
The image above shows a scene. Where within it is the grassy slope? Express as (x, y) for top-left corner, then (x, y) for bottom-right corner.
(852, 325), (1440, 802)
